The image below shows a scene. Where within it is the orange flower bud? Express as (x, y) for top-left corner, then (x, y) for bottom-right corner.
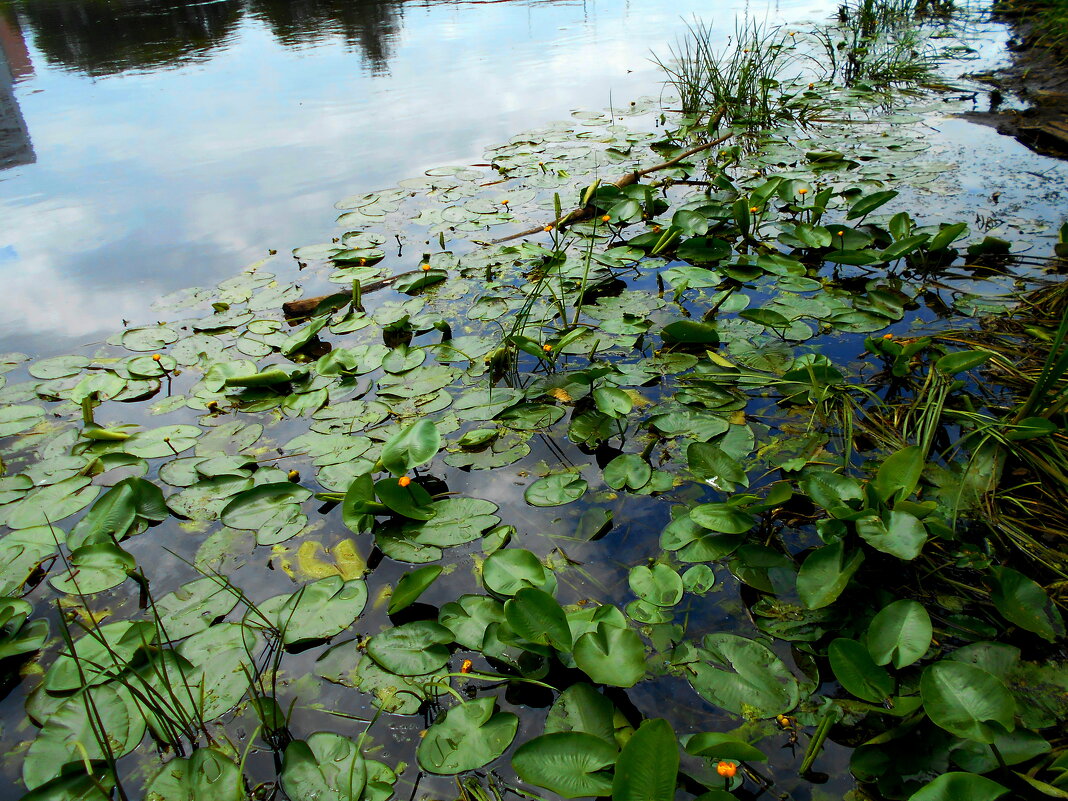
(398, 476), (411, 487)
(882, 333), (894, 339)
(543, 225), (554, 232)
(798, 188), (809, 195)
(749, 206), (759, 213)
(151, 354), (162, 361)
(460, 659), (473, 674)
(501, 199), (509, 205)
(602, 215), (611, 223)
(421, 263), (431, 271)
(542, 344), (552, 352)
(716, 761), (737, 778)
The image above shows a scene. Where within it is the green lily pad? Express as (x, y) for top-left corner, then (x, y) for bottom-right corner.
(417, 697), (518, 775)
(525, 473), (588, 507)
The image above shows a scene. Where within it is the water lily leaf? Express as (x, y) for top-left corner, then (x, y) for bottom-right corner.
(439, 594), (506, 650)
(169, 623), (258, 720)
(69, 478), (166, 549)
(573, 621), (645, 687)
(4, 477), (100, 530)
(168, 475), (255, 522)
(685, 633), (800, 717)
(920, 660), (1015, 743)
(512, 733), (616, 798)
(847, 190), (898, 219)
(907, 772), (1008, 801)
(195, 421), (263, 456)
(544, 682), (618, 743)
(989, 566), (1065, 642)
(525, 473), (588, 507)
(281, 734), (366, 801)
(120, 326), (179, 352)
(315, 640), (446, 714)
(682, 565), (716, 595)
(367, 620), (453, 676)
(453, 387), (524, 421)
(593, 387), (633, 418)
(380, 419), (441, 475)
(662, 320), (720, 345)
(829, 638), (893, 703)
(24, 684), (145, 789)
(258, 576), (367, 646)
(951, 726), (1050, 773)
(0, 526), (59, 595)
(388, 565), (443, 615)
(445, 430), (531, 469)
(857, 511), (927, 560)
(935, 349), (992, 375)
(381, 343), (427, 374)
(796, 540), (864, 610)
(928, 222), (968, 251)
(689, 502), (754, 534)
(375, 478), (436, 521)
(21, 771), (113, 801)
(0, 598), (48, 660)
(687, 443), (748, 491)
(505, 587), (572, 651)
(612, 719), (678, 801)
(628, 564), (683, 607)
(683, 732), (766, 762)
(122, 425), (201, 458)
(145, 748), (243, 801)
(604, 454), (652, 491)
(0, 404), (43, 436)
(677, 236), (730, 263)
(50, 543), (136, 594)
(154, 577), (241, 640)
(43, 621), (156, 692)
(375, 530), (442, 564)
(417, 697), (518, 774)
(29, 355), (90, 380)
(221, 483), (311, 530)
(867, 599), (932, 668)
(482, 549), (556, 598)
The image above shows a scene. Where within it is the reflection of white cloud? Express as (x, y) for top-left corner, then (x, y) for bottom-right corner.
(0, 0), (835, 355)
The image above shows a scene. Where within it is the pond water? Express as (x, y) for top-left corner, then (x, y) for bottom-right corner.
(0, 0), (831, 358)
(1, 2), (1068, 801)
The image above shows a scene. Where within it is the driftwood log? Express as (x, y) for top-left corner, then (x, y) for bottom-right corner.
(489, 121), (733, 245)
(283, 114), (732, 316)
(282, 270), (422, 318)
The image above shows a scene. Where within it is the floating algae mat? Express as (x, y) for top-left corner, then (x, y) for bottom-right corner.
(1, 5), (1068, 801)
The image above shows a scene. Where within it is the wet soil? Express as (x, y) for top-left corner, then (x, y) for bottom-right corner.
(961, 13), (1068, 158)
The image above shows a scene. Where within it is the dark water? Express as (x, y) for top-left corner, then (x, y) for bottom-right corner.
(0, 0), (835, 359)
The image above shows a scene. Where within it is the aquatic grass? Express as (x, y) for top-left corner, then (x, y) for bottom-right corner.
(652, 17), (802, 128)
(809, 14), (942, 86)
(996, 0), (1068, 63)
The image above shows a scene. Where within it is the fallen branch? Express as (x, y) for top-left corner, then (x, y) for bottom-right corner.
(282, 270), (421, 318)
(488, 120), (733, 246)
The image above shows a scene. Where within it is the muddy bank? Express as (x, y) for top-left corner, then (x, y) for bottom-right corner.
(962, 9), (1068, 157)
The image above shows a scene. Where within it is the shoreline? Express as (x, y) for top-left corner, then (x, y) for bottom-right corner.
(961, 4), (1068, 157)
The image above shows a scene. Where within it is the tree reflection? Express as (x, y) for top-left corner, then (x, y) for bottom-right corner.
(3, 0), (408, 78)
(250, 0), (405, 75)
(9, 0), (244, 76)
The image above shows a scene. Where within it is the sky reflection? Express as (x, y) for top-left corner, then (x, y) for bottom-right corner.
(0, 0), (832, 357)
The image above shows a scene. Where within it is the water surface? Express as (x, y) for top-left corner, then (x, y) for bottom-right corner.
(0, 0), (830, 357)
